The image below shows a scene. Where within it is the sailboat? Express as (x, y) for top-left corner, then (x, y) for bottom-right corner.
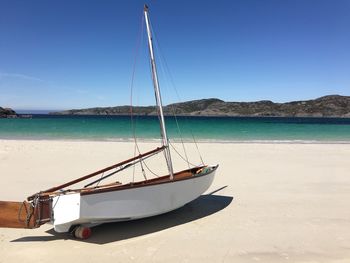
(0, 5), (218, 239)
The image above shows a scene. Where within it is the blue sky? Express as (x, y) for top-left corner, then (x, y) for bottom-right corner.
(0, 0), (349, 110)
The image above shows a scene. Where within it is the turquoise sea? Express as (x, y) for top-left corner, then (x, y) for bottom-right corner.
(1, 115), (350, 142)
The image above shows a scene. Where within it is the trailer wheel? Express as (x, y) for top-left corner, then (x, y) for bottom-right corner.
(73, 225), (92, 239)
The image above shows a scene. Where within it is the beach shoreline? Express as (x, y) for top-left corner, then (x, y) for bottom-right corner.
(1, 139), (350, 262)
(1, 137), (350, 144)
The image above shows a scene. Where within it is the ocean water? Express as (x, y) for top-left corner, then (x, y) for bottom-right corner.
(1, 115), (350, 142)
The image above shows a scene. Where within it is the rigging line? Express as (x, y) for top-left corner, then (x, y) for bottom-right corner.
(146, 53), (164, 145)
(126, 10), (159, 182)
(169, 142), (198, 168)
(151, 20), (191, 172)
(168, 104), (190, 169)
(95, 172), (105, 187)
(169, 105), (190, 169)
(191, 130), (204, 165)
(151, 22), (205, 165)
(149, 21), (190, 169)
(128, 134), (161, 178)
(147, 20), (174, 176)
(129, 11), (151, 180)
(130, 11), (144, 152)
(134, 141), (151, 180)
(84, 149), (163, 188)
(154, 45), (190, 168)
(130, 115), (160, 178)
(132, 142), (137, 183)
(140, 159), (147, 181)
(140, 157), (161, 177)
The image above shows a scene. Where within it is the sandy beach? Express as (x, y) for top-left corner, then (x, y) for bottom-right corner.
(0, 139), (350, 262)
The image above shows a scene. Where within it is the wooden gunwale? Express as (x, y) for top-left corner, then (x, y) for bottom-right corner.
(79, 165), (217, 196)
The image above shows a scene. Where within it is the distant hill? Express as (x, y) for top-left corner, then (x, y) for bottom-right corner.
(50, 95), (350, 117)
(0, 107), (17, 118)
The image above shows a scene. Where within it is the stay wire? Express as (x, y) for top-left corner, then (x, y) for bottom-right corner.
(147, 17), (174, 175)
(151, 22), (205, 165)
(153, 38), (190, 169)
(150, 20), (190, 169)
(129, 12), (162, 179)
(130, 12), (144, 149)
(169, 142), (198, 168)
(129, 12), (151, 181)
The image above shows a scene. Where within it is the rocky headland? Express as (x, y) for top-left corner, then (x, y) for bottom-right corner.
(0, 107), (17, 118)
(51, 95), (350, 118)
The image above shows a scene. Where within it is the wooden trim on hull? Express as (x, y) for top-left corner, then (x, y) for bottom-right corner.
(80, 165), (218, 196)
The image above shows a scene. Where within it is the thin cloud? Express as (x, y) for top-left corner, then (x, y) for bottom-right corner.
(0, 72), (45, 82)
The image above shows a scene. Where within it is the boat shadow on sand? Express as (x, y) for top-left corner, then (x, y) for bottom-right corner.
(12, 186), (233, 244)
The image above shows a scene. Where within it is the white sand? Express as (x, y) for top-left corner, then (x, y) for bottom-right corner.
(0, 139), (350, 262)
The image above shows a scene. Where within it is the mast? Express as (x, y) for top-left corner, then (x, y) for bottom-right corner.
(143, 5), (174, 179)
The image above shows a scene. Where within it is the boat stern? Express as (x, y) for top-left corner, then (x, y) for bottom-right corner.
(52, 193), (81, 233)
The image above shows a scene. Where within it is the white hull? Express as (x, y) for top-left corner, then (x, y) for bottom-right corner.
(52, 166), (217, 233)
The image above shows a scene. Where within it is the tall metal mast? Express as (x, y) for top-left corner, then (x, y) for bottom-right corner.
(143, 5), (174, 179)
